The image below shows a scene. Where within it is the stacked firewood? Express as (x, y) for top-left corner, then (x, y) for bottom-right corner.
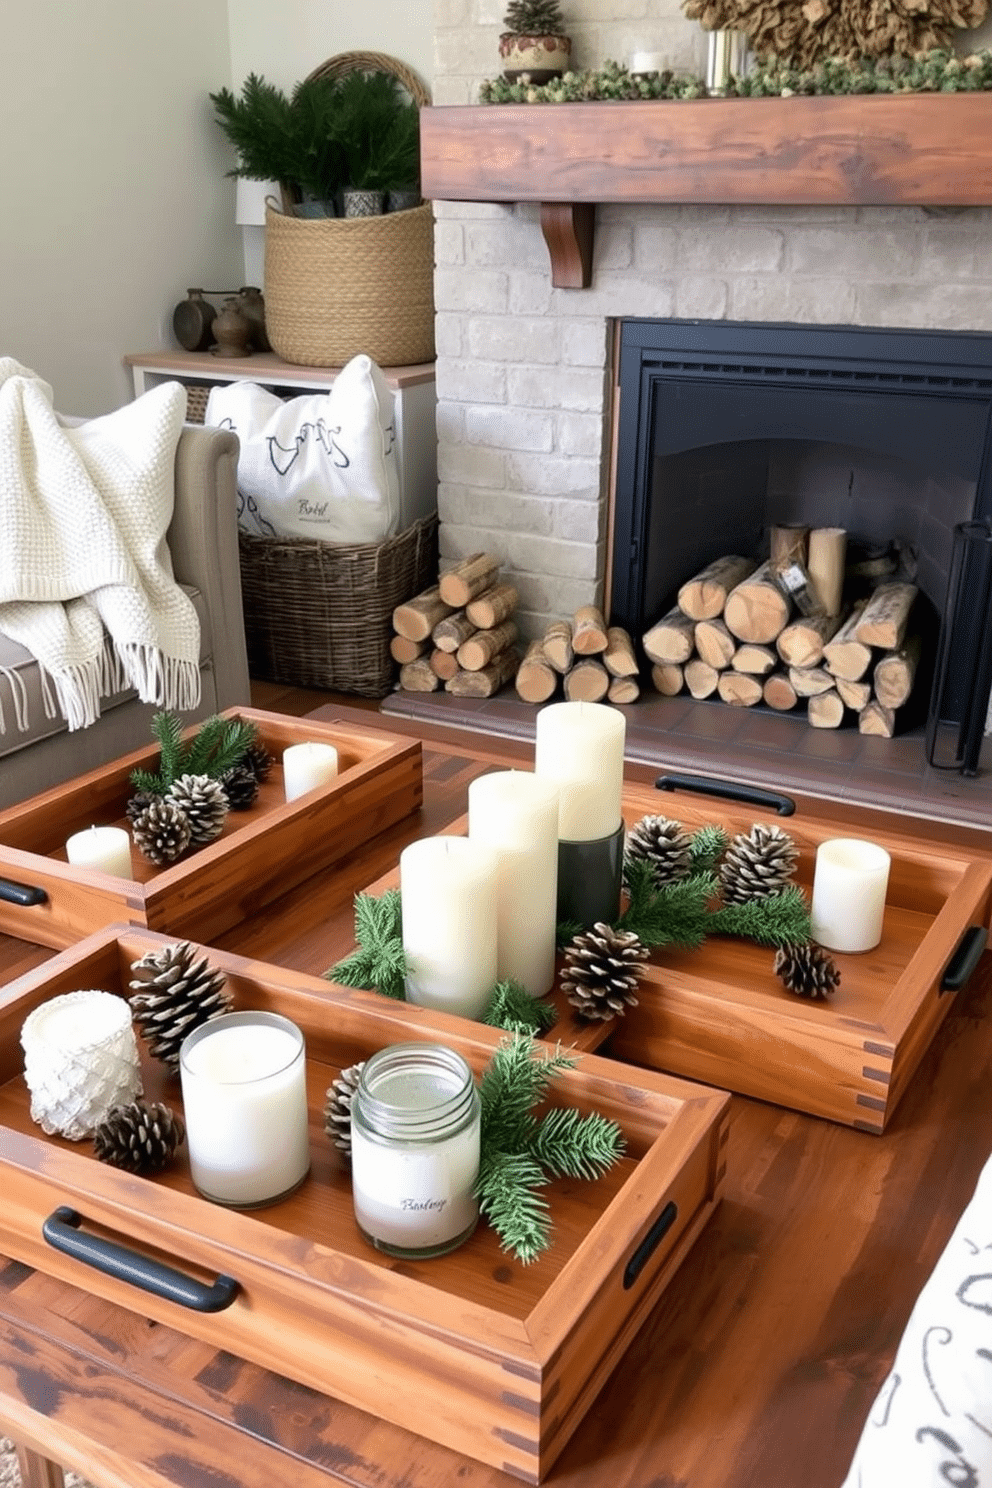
(391, 553), (520, 697)
(643, 527), (922, 736)
(514, 607), (640, 706)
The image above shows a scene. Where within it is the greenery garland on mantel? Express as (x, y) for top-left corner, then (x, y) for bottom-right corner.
(478, 48), (992, 103)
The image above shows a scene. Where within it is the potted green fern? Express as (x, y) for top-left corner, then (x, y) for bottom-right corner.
(499, 0), (572, 82)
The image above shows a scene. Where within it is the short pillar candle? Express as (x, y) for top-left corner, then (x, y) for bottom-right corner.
(400, 837), (498, 1020)
(179, 1010), (310, 1207)
(468, 771), (560, 998)
(282, 741), (339, 802)
(810, 838), (892, 953)
(66, 825), (133, 879)
(20, 990), (142, 1140)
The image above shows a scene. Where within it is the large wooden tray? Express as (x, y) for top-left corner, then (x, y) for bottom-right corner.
(361, 779), (992, 1133)
(0, 926), (730, 1484)
(0, 708), (422, 950)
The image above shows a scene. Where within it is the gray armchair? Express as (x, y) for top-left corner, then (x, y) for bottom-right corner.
(0, 424), (251, 809)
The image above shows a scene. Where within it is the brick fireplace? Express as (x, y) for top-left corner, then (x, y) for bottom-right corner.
(398, 1), (992, 823)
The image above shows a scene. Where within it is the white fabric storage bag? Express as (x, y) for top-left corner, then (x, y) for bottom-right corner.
(205, 353), (400, 544)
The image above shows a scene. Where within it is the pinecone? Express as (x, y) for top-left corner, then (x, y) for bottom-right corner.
(129, 941), (233, 1071)
(219, 761), (260, 811)
(560, 923), (649, 1022)
(719, 823), (800, 904)
(323, 1061), (365, 1160)
(165, 773), (229, 845)
(125, 790), (156, 826)
(625, 815), (693, 886)
(130, 797), (192, 866)
(93, 1099), (186, 1172)
(504, 0), (565, 34)
(241, 740), (273, 782)
(773, 942), (841, 1000)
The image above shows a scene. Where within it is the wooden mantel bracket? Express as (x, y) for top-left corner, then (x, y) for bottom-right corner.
(540, 202), (596, 289)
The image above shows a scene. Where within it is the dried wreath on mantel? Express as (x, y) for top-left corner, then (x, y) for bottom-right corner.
(478, 48), (992, 102)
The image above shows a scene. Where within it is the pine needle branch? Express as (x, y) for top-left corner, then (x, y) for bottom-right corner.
(690, 823), (730, 873)
(616, 859), (716, 949)
(325, 890), (406, 1000)
(482, 979), (558, 1035)
(475, 1150), (551, 1266)
(529, 1106), (626, 1180)
(707, 884), (811, 947)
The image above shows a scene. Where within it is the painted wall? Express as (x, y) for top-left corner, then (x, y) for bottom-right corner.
(227, 0), (433, 91)
(0, 0), (242, 415)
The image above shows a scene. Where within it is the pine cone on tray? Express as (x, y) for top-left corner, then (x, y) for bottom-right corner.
(324, 1061), (365, 1160)
(560, 923), (650, 1022)
(129, 797), (193, 866)
(165, 773), (229, 845)
(719, 823), (800, 904)
(241, 740), (274, 782)
(129, 941), (233, 1071)
(773, 943), (841, 1001)
(93, 1099), (186, 1173)
(219, 761), (261, 811)
(624, 814), (693, 887)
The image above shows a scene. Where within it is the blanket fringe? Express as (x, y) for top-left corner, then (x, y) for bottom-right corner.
(0, 665), (29, 735)
(117, 644), (201, 713)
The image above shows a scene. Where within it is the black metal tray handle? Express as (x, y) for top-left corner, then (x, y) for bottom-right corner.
(940, 925), (988, 994)
(655, 773), (796, 817)
(0, 877), (47, 907)
(623, 1200), (678, 1291)
(42, 1206), (239, 1313)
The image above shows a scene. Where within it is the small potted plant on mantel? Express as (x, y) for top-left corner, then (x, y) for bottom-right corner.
(499, 0), (573, 82)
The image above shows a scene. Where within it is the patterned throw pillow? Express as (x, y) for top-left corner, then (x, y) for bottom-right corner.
(205, 353), (399, 544)
(841, 1152), (992, 1488)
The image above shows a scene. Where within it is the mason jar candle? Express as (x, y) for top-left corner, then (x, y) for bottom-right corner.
(351, 1043), (481, 1259)
(179, 1010), (310, 1207)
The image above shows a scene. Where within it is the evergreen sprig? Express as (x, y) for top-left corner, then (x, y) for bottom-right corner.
(482, 978), (558, 1036)
(328, 889), (406, 1001)
(707, 883), (811, 947)
(476, 1034), (626, 1264)
(690, 823), (730, 874)
(130, 712), (260, 796)
(616, 858), (716, 949)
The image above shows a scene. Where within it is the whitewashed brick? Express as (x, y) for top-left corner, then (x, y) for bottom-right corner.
(433, 313), (464, 359)
(556, 411), (607, 460)
(513, 574), (603, 619)
(467, 317), (562, 363)
(503, 533), (602, 581)
(595, 224), (634, 272)
(509, 272), (554, 316)
(674, 277), (729, 320)
(434, 201), (514, 221)
(438, 442), (506, 489)
(554, 499), (604, 544)
(435, 403), (466, 445)
(466, 221), (549, 271)
(556, 274), (675, 319)
(434, 221), (465, 265)
(679, 225), (784, 275)
(465, 405), (554, 452)
(446, 488), (556, 536)
(434, 0), (473, 24)
(435, 358), (507, 404)
(855, 281), (992, 333)
(507, 453), (601, 497)
(788, 228), (917, 278)
(729, 276), (794, 322)
(634, 224), (678, 273)
(561, 320), (609, 368)
(920, 228), (985, 281)
(508, 366), (607, 412)
(434, 267), (509, 314)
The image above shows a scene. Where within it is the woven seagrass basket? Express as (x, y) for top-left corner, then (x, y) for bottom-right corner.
(264, 52), (435, 369)
(239, 513), (438, 697)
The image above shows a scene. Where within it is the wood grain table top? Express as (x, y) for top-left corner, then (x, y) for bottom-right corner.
(0, 703), (989, 1488)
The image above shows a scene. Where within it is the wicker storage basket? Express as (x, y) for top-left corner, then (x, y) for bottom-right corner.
(239, 513), (438, 697)
(264, 52), (435, 369)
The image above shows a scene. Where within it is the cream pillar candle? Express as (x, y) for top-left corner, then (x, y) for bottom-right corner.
(630, 50), (667, 73)
(20, 990), (142, 1140)
(534, 701), (626, 841)
(810, 838), (892, 953)
(282, 741), (339, 802)
(468, 771), (560, 997)
(400, 837), (498, 1019)
(66, 825), (133, 878)
(179, 1011), (310, 1207)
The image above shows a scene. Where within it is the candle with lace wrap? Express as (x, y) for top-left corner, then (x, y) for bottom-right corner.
(533, 701), (626, 842)
(20, 990), (142, 1140)
(467, 771), (559, 997)
(400, 837), (499, 1019)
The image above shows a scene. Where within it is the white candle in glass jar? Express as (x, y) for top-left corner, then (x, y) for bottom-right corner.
(400, 837), (498, 1019)
(534, 700), (626, 842)
(20, 990), (142, 1140)
(65, 825), (133, 878)
(179, 1011), (310, 1207)
(810, 838), (892, 953)
(468, 770), (559, 997)
(351, 1043), (480, 1258)
(282, 741), (339, 802)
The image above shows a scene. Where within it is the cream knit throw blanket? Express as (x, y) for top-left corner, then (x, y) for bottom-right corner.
(0, 360), (200, 730)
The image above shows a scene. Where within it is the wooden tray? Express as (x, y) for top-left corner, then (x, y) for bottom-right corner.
(605, 780), (992, 1133)
(361, 780), (992, 1133)
(0, 926), (729, 1484)
(0, 708), (422, 950)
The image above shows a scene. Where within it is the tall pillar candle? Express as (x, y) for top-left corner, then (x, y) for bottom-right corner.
(468, 771), (560, 997)
(810, 838), (891, 953)
(179, 1010), (310, 1207)
(400, 837), (498, 1019)
(534, 701), (627, 927)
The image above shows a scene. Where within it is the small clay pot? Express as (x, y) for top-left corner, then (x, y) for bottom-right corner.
(211, 298), (253, 358)
(173, 289), (216, 352)
(236, 286), (270, 352)
(499, 32), (572, 82)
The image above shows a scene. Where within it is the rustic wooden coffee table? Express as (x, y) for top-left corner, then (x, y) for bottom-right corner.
(0, 703), (989, 1488)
